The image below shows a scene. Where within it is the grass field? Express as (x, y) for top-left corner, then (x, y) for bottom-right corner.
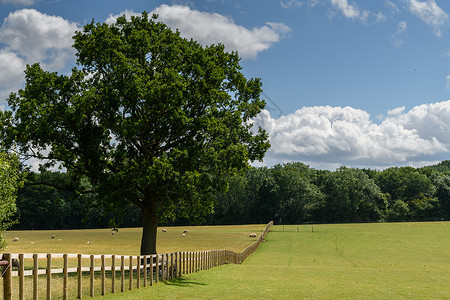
(98, 222), (450, 299)
(2, 224), (267, 255)
(1, 224), (266, 299)
(2, 222), (450, 299)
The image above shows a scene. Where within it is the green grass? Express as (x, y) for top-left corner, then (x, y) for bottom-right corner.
(97, 222), (450, 299)
(1, 224), (266, 299)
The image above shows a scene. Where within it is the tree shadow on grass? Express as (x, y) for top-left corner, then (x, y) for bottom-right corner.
(163, 277), (207, 287)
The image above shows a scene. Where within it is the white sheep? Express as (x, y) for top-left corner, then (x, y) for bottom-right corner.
(162, 228), (167, 232)
(29, 241), (35, 244)
(86, 241), (92, 244)
(12, 237), (19, 242)
(182, 233), (186, 237)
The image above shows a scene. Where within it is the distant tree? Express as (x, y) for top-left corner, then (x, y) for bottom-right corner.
(320, 167), (385, 223)
(272, 163), (323, 224)
(14, 172), (91, 230)
(214, 174), (249, 224)
(427, 160), (450, 173)
(0, 152), (24, 249)
(1, 13), (269, 254)
(375, 167), (434, 202)
(375, 167), (436, 220)
(430, 172), (450, 220)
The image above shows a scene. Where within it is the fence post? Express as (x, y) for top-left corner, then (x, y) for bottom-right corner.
(111, 255), (116, 294)
(143, 255), (147, 287)
(150, 255), (154, 286)
(33, 253), (38, 300)
(161, 254), (166, 281)
(120, 256), (125, 292)
(90, 255), (94, 297)
(136, 255), (140, 289)
(171, 253), (175, 279)
(2, 253), (12, 300)
(63, 254), (68, 300)
(129, 256), (133, 290)
(155, 255), (159, 283)
(77, 254), (82, 299)
(19, 253), (24, 300)
(101, 255), (106, 295)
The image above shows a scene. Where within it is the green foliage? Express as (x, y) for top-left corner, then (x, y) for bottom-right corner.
(0, 152), (24, 249)
(2, 13), (269, 254)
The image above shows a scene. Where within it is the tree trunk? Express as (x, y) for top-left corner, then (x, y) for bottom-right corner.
(140, 201), (159, 255)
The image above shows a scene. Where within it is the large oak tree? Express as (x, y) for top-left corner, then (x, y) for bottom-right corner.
(1, 13), (269, 255)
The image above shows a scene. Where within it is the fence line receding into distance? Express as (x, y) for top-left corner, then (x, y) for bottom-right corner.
(1, 221), (273, 299)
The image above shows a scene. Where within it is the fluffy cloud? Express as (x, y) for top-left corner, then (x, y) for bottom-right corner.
(252, 101), (450, 169)
(0, 50), (26, 87)
(330, 0), (369, 22)
(0, 9), (78, 68)
(0, 9), (79, 102)
(106, 5), (291, 59)
(408, 0), (448, 37)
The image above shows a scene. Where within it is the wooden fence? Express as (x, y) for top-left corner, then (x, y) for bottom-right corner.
(1, 221), (273, 299)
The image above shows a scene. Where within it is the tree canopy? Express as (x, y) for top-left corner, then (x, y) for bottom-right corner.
(0, 152), (24, 249)
(1, 12), (269, 254)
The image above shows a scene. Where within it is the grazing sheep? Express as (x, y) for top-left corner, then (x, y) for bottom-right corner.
(12, 237), (19, 242)
(111, 227), (118, 232)
(183, 230), (188, 233)
(57, 239), (62, 242)
(87, 241), (92, 244)
(51, 235), (55, 239)
(112, 232), (115, 235)
(29, 241), (35, 244)
(249, 233), (257, 238)
(162, 228), (167, 232)
(182, 233), (186, 237)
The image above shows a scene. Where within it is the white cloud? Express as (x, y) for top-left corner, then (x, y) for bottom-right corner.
(330, 0), (369, 22)
(280, 0), (303, 9)
(0, 49), (26, 87)
(390, 20), (408, 47)
(0, 9), (79, 68)
(1, 0), (36, 5)
(388, 106), (406, 115)
(375, 12), (387, 22)
(446, 75), (450, 89)
(397, 20), (408, 33)
(408, 0), (449, 37)
(385, 0), (401, 15)
(107, 5), (291, 59)
(0, 9), (79, 103)
(252, 101), (450, 169)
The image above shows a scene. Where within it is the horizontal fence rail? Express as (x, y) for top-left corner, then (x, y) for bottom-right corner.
(1, 221), (273, 299)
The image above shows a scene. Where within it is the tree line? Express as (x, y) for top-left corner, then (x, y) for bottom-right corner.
(11, 160), (450, 230)
(211, 162), (450, 225)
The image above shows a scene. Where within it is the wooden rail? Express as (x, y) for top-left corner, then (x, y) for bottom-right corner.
(1, 221), (273, 299)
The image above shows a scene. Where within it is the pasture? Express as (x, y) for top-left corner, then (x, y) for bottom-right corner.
(98, 222), (450, 299)
(2, 224), (266, 255)
(1, 224), (266, 299)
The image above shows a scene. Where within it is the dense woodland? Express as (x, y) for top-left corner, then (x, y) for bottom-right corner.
(11, 160), (450, 230)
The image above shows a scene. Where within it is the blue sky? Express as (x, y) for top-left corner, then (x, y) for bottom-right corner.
(1, 0), (450, 170)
